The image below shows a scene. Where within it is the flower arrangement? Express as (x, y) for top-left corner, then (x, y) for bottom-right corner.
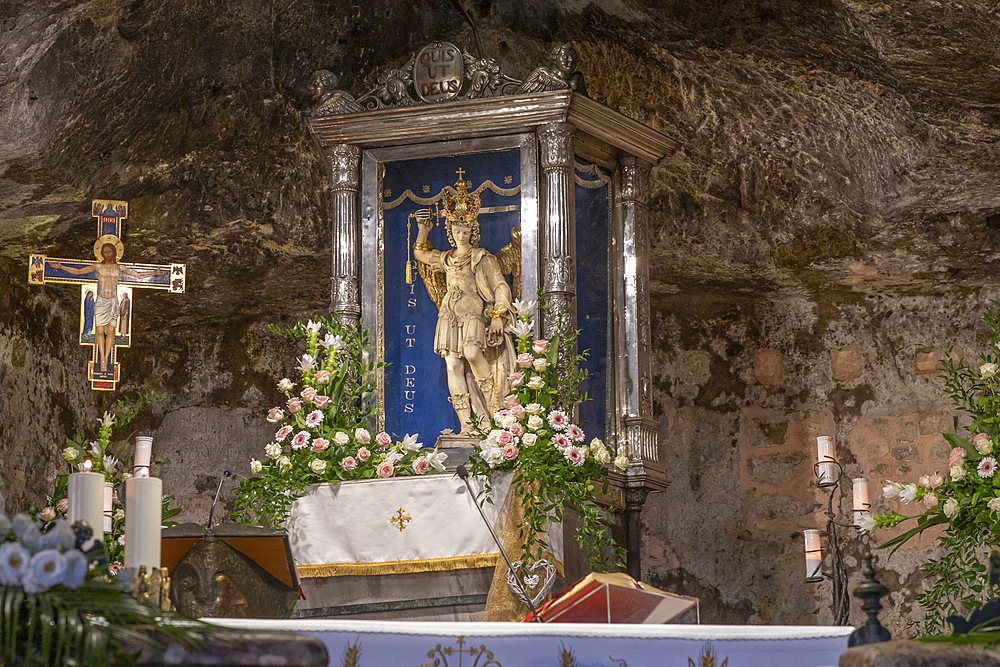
(0, 511), (195, 665)
(232, 315), (448, 529)
(41, 391), (181, 569)
(467, 299), (628, 570)
(870, 304), (1000, 634)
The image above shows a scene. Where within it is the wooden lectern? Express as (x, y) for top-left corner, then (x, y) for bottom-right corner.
(162, 522), (300, 618)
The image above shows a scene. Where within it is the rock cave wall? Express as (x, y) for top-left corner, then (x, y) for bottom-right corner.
(2, 0), (999, 633)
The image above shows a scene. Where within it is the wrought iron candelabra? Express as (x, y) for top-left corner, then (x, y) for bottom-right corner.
(804, 435), (871, 627)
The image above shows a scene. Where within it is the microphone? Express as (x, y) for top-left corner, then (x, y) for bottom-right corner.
(206, 470), (232, 531)
(456, 465), (543, 622)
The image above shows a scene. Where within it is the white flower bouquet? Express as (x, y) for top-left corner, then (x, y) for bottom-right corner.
(233, 315), (448, 529)
(467, 299), (627, 570)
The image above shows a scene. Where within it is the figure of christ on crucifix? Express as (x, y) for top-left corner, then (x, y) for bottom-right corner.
(27, 199), (186, 391)
(48, 239), (167, 375)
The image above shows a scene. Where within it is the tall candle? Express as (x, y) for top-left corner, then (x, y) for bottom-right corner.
(103, 482), (113, 534)
(816, 436), (836, 487)
(853, 477), (871, 526)
(134, 436), (153, 470)
(68, 471), (104, 546)
(124, 476), (162, 571)
(803, 529), (823, 581)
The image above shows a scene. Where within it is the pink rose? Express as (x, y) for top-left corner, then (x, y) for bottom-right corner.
(313, 395), (331, 409)
(267, 407), (284, 423)
(517, 353), (534, 368)
(301, 387), (318, 403)
(510, 423), (524, 437)
(357, 446), (371, 461)
(532, 339), (550, 354)
(508, 371), (525, 387)
(412, 457), (430, 475)
(312, 438), (329, 452)
(56, 498), (69, 513)
(286, 397), (303, 414)
(40, 507), (56, 522)
(503, 444), (519, 461)
(504, 394), (520, 408)
(498, 431), (515, 445)
(949, 447), (967, 467)
(375, 431), (392, 449)
(275, 425), (293, 441)
(341, 456), (358, 471)
(376, 461), (395, 478)
(511, 405), (525, 419)
(315, 370), (332, 384)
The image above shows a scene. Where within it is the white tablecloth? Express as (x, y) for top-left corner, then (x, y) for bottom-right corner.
(210, 619), (853, 667)
(287, 474), (563, 578)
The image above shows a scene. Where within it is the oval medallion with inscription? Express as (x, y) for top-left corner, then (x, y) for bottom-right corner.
(413, 42), (464, 103)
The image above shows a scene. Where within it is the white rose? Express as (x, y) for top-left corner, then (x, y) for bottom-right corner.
(354, 428), (371, 444)
(309, 459), (327, 474)
(978, 439), (995, 456)
(989, 497), (1000, 513)
(613, 455), (629, 471)
(264, 443), (282, 459)
(62, 447), (79, 462)
(521, 433), (537, 447)
(525, 403), (544, 415)
(951, 465), (967, 481)
(982, 363), (998, 379)
(277, 378), (295, 392)
(526, 415), (544, 431)
(943, 498), (960, 519)
(277, 456), (291, 470)
(334, 431), (350, 446)
(250, 459), (263, 474)
(532, 358), (548, 372)
(592, 445), (611, 465)
(526, 376), (545, 390)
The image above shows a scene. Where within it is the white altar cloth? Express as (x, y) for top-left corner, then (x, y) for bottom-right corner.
(209, 619), (853, 667)
(288, 473), (563, 579)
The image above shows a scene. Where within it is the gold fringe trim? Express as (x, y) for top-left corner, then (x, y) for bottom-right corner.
(297, 553), (501, 578)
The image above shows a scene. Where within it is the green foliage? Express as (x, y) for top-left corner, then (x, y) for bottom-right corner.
(874, 302), (1000, 635)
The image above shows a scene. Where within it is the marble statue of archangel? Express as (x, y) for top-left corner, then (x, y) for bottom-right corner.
(412, 171), (519, 433)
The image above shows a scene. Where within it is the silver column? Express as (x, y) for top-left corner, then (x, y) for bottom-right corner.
(327, 144), (361, 324)
(537, 122), (576, 338)
(616, 156), (664, 580)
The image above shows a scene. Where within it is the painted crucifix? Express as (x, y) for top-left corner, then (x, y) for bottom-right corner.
(27, 199), (186, 391)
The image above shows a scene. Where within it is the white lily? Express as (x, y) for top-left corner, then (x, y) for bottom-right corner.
(513, 298), (536, 317)
(297, 353), (316, 372)
(512, 320), (533, 339)
(427, 450), (448, 471)
(305, 319), (322, 335)
(98, 412), (114, 428)
(401, 433), (423, 452)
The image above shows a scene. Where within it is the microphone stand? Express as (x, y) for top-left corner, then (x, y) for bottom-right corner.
(206, 470), (232, 532)
(456, 465), (543, 623)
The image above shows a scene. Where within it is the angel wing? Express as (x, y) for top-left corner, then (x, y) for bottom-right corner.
(416, 260), (447, 309)
(494, 226), (522, 301)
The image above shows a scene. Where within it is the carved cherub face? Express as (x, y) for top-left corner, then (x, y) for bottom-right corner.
(551, 45), (577, 77)
(309, 70), (338, 100)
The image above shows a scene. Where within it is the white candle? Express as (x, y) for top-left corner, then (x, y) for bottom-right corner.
(853, 477), (871, 526)
(124, 476), (162, 571)
(816, 436), (836, 487)
(804, 529), (823, 581)
(134, 436), (153, 470)
(103, 482), (113, 534)
(68, 471), (104, 546)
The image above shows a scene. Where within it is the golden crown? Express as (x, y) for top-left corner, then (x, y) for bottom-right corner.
(441, 168), (480, 225)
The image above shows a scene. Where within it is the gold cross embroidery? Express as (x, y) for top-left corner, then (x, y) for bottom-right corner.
(390, 507), (412, 532)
